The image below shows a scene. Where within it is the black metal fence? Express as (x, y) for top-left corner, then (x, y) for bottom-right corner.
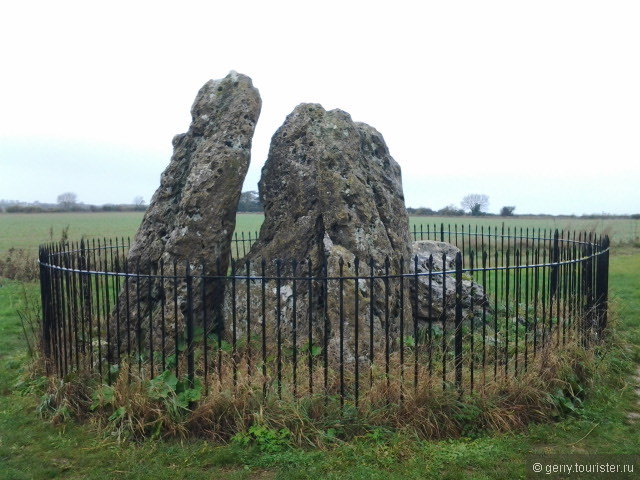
(38, 225), (610, 405)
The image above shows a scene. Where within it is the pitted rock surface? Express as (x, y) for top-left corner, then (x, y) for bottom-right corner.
(129, 71), (261, 269)
(116, 72), (261, 351)
(229, 103), (412, 362)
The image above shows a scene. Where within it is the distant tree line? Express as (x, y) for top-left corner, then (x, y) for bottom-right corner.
(2, 191), (638, 219)
(237, 191), (263, 212)
(0, 193), (148, 213)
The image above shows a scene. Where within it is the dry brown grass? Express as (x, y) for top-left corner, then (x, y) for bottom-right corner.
(36, 328), (598, 447)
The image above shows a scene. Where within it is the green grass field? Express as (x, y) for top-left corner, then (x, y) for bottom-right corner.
(1, 213), (639, 478)
(2, 212), (638, 254)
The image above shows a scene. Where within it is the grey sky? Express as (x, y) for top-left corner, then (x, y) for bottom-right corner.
(1, 0), (638, 215)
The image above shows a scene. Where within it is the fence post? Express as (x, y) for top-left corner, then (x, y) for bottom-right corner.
(276, 259), (283, 399)
(595, 236), (610, 338)
(185, 262), (195, 388)
(454, 252), (463, 393)
(39, 246), (53, 374)
(550, 229), (560, 298)
(582, 240), (594, 344)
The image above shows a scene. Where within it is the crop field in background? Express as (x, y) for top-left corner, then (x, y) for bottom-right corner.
(1, 211), (638, 254)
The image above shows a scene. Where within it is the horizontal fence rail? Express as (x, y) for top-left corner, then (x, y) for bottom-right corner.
(38, 226), (610, 406)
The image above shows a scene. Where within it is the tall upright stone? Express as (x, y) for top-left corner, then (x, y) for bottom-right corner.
(246, 103), (411, 266)
(116, 72), (261, 355)
(129, 72), (261, 268)
(229, 103), (412, 362)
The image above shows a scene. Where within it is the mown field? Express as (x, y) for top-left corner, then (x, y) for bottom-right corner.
(0, 212), (639, 479)
(1, 212), (638, 254)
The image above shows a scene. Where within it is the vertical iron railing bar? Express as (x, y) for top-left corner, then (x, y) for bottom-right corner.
(427, 254), (434, 378)
(533, 247), (539, 358)
(354, 257), (360, 407)
(369, 258), (375, 389)
(339, 257), (345, 408)
(504, 248), (511, 379)
(38, 247), (51, 374)
(524, 249), (530, 372)
(54, 244), (63, 376)
(469, 251), (475, 394)
(413, 255), (419, 391)
(454, 252), (463, 393)
(556, 233), (562, 349)
(569, 239), (576, 342)
(71, 242), (81, 373)
(307, 258), (313, 395)
(94, 241), (104, 379)
(67, 242), (80, 372)
(261, 259), (267, 399)
(493, 250), (499, 381)
(561, 238), (567, 346)
(384, 257), (391, 389)
(98, 241), (109, 385)
(64, 242), (75, 373)
(500, 224), (505, 298)
(481, 250), (488, 388)
(514, 249), (520, 377)
(475, 225), (479, 267)
(60, 244), (71, 377)
(172, 261), (179, 379)
(135, 261), (143, 378)
(292, 259), (298, 399)
(231, 259), (238, 389)
(148, 263), (155, 379)
(323, 258), (329, 402)
(108, 241), (121, 374)
(399, 257), (405, 404)
(215, 258), (222, 388)
(123, 251), (132, 383)
(541, 244), (548, 348)
(599, 236), (610, 337)
(201, 262), (209, 395)
(275, 259), (283, 399)
(184, 262), (194, 387)
(160, 259), (166, 373)
(112, 239), (123, 384)
(231, 232), (244, 259)
(245, 260), (252, 383)
(78, 242), (90, 370)
(442, 252), (447, 390)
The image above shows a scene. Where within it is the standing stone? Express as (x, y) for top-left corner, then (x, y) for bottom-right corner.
(115, 72), (261, 357)
(247, 103), (411, 265)
(228, 103), (412, 363)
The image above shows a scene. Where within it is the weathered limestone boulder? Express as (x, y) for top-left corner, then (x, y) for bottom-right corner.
(115, 72), (261, 358)
(411, 240), (488, 327)
(226, 103), (412, 363)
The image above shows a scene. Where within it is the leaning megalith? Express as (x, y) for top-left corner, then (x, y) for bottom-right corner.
(227, 103), (413, 362)
(115, 72), (261, 355)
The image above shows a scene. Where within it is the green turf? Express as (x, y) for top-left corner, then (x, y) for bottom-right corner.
(2, 212), (638, 256)
(0, 212), (145, 253)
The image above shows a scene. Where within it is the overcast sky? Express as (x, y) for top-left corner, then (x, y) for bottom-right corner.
(1, 0), (638, 215)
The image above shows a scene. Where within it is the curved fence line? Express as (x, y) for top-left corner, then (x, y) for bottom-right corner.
(38, 225), (610, 406)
